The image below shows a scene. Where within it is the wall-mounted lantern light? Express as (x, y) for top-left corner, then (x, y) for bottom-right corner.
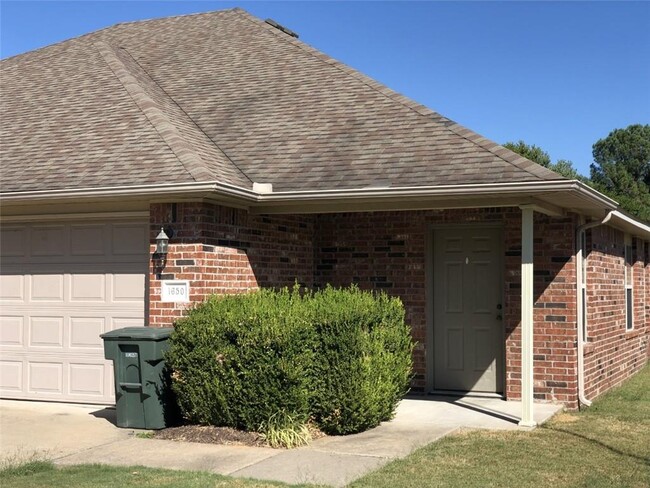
(153, 227), (172, 275)
(155, 227), (170, 255)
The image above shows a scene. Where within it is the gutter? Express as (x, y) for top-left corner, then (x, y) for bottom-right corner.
(256, 180), (615, 206)
(576, 211), (614, 408)
(0, 179), (618, 209)
(0, 181), (259, 203)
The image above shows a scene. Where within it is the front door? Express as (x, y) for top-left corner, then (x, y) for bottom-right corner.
(433, 226), (503, 393)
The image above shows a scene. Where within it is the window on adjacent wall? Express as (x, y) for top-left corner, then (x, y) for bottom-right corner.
(580, 231), (588, 341)
(624, 234), (633, 331)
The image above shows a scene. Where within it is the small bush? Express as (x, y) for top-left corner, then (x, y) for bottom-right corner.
(310, 286), (414, 434)
(165, 287), (314, 432)
(258, 410), (312, 449)
(165, 285), (414, 438)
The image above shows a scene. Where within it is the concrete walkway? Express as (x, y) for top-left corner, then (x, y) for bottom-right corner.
(0, 397), (561, 487)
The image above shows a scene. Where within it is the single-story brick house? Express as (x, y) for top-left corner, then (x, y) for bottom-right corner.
(1, 8), (648, 425)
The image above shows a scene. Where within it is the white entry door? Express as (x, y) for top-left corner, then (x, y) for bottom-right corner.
(433, 226), (503, 393)
(0, 219), (148, 404)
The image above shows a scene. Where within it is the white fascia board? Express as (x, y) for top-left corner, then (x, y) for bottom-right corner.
(0, 179), (618, 213)
(0, 181), (258, 203)
(254, 180), (619, 213)
(257, 180), (617, 205)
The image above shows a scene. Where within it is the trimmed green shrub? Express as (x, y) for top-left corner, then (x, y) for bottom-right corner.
(310, 286), (414, 435)
(165, 285), (414, 437)
(165, 287), (314, 431)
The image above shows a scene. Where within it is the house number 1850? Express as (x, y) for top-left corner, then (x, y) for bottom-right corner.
(161, 280), (190, 303)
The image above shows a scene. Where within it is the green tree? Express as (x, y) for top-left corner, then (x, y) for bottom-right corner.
(590, 124), (650, 221)
(551, 159), (580, 179)
(503, 140), (551, 167)
(503, 140), (582, 179)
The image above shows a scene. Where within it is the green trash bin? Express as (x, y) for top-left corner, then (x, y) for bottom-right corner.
(101, 327), (176, 429)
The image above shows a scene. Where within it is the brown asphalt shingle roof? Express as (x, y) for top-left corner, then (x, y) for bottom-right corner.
(0, 8), (564, 193)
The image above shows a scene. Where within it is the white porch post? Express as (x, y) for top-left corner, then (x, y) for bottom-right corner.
(519, 205), (537, 427)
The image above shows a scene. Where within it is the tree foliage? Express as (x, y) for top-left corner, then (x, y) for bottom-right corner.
(503, 140), (582, 179)
(590, 124), (650, 221)
(591, 124), (650, 186)
(503, 140), (551, 167)
(504, 126), (650, 222)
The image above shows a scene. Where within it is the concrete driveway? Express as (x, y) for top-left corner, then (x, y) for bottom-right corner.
(0, 397), (561, 487)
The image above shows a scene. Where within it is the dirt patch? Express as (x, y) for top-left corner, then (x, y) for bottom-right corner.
(550, 413), (579, 424)
(152, 425), (267, 447)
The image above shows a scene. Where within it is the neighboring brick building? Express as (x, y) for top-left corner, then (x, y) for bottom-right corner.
(1, 9), (648, 419)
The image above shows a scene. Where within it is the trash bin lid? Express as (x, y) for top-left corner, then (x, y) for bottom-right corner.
(100, 327), (174, 340)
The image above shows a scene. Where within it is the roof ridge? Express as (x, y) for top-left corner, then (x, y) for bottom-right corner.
(115, 43), (254, 186)
(233, 9), (565, 182)
(2, 29), (107, 64)
(1, 9), (242, 64)
(94, 41), (209, 182)
(108, 8), (242, 29)
(94, 40), (251, 186)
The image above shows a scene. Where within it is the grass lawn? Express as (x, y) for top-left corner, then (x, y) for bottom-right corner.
(351, 364), (650, 488)
(2, 365), (648, 488)
(0, 461), (314, 488)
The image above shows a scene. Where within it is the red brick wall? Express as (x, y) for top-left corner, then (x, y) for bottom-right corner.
(583, 226), (650, 400)
(505, 213), (579, 407)
(148, 202), (314, 325)
(314, 208), (579, 406)
(646, 241), (650, 356)
(146, 202), (649, 408)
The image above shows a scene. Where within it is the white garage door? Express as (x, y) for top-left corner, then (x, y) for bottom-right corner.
(0, 219), (148, 404)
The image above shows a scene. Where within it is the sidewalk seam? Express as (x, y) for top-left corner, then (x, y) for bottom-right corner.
(223, 451), (283, 476)
(304, 448), (389, 459)
(52, 437), (132, 463)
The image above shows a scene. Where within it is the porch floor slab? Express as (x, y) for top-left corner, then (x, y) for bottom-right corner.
(1, 397), (562, 487)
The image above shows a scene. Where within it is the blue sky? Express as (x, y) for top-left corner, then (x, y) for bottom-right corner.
(2, 1), (649, 177)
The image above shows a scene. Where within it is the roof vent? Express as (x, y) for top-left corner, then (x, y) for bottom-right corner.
(265, 18), (299, 38)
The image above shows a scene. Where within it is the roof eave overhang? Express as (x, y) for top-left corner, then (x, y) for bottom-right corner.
(251, 180), (618, 216)
(0, 182), (257, 207)
(0, 179), (619, 219)
(607, 210), (650, 240)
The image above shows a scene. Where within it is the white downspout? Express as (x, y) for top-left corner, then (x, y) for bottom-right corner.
(576, 211), (613, 408)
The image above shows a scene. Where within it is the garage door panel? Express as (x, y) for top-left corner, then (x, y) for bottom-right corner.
(70, 274), (105, 301)
(1, 353), (115, 403)
(0, 316), (24, 346)
(0, 227), (26, 257)
(0, 360), (23, 391)
(113, 274), (145, 301)
(29, 362), (63, 394)
(31, 226), (66, 257)
(69, 363), (105, 397)
(0, 274), (24, 301)
(31, 274), (65, 301)
(70, 317), (106, 349)
(70, 225), (108, 256)
(29, 317), (64, 348)
(113, 224), (148, 256)
(0, 219), (147, 404)
(110, 317), (145, 331)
